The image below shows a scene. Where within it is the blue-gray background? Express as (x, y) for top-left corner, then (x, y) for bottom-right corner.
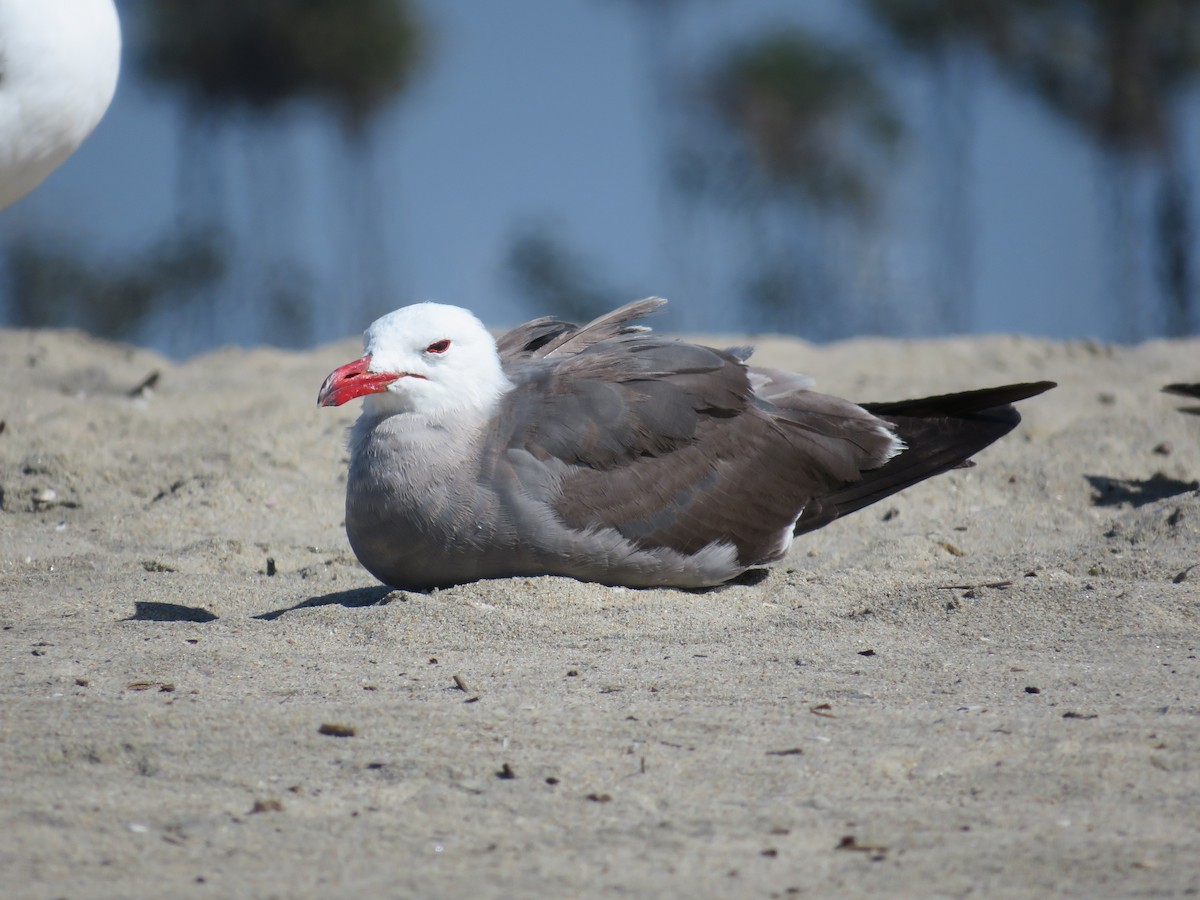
(3, 0), (1198, 357)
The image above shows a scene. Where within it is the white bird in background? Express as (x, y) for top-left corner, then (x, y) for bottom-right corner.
(0, 0), (121, 209)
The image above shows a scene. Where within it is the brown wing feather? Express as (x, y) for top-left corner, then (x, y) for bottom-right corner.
(495, 316), (576, 357)
(492, 305), (1054, 569)
(495, 298), (668, 362)
(491, 332), (898, 566)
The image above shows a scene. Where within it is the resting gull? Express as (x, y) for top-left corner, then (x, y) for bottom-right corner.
(319, 298), (1054, 590)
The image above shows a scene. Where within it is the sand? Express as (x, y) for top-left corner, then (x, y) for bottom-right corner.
(1, 325), (1198, 898)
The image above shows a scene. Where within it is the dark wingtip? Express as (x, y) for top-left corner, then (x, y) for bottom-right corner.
(1163, 382), (1200, 400)
(1016, 379), (1057, 398)
(861, 380), (1056, 418)
(796, 380), (1056, 537)
(1163, 382), (1200, 414)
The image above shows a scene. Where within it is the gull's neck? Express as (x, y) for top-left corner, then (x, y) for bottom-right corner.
(360, 374), (514, 424)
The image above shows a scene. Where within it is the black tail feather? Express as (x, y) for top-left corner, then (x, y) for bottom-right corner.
(1164, 383), (1200, 414)
(1163, 382), (1200, 400)
(794, 381), (1055, 536)
(860, 381), (1057, 418)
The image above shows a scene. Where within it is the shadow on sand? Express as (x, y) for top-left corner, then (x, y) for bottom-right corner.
(255, 585), (398, 621)
(126, 601), (219, 622)
(1085, 473), (1200, 508)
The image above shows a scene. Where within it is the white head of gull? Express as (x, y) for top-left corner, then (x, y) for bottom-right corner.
(0, 0), (121, 209)
(319, 298), (1055, 591)
(319, 302), (513, 420)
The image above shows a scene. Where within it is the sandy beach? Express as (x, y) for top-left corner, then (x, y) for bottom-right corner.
(2, 325), (1198, 898)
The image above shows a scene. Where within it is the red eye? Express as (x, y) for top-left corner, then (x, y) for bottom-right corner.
(426, 339), (451, 354)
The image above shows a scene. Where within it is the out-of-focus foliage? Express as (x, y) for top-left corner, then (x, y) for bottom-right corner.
(506, 224), (630, 324)
(7, 231), (226, 339)
(868, 0), (1200, 154)
(113, 0), (430, 352)
(139, 0), (427, 129)
(867, 0), (1200, 334)
(687, 27), (903, 218)
(664, 25), (904, 335)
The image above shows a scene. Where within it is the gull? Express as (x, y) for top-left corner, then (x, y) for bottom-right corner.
(0, 0), (120, 208)
(319, 298), (1054, 590)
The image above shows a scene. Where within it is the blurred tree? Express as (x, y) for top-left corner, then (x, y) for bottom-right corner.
(506, 223), (630, 324)
(6, 232), (226, 344)
(866, 0), (1200, 337)
(864, 0), (1000, 334)
(689, 27), (903, 336)
(135, 0), (428, 344)
(140, 0), (425, 131)
(606, 0), (719, 326)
